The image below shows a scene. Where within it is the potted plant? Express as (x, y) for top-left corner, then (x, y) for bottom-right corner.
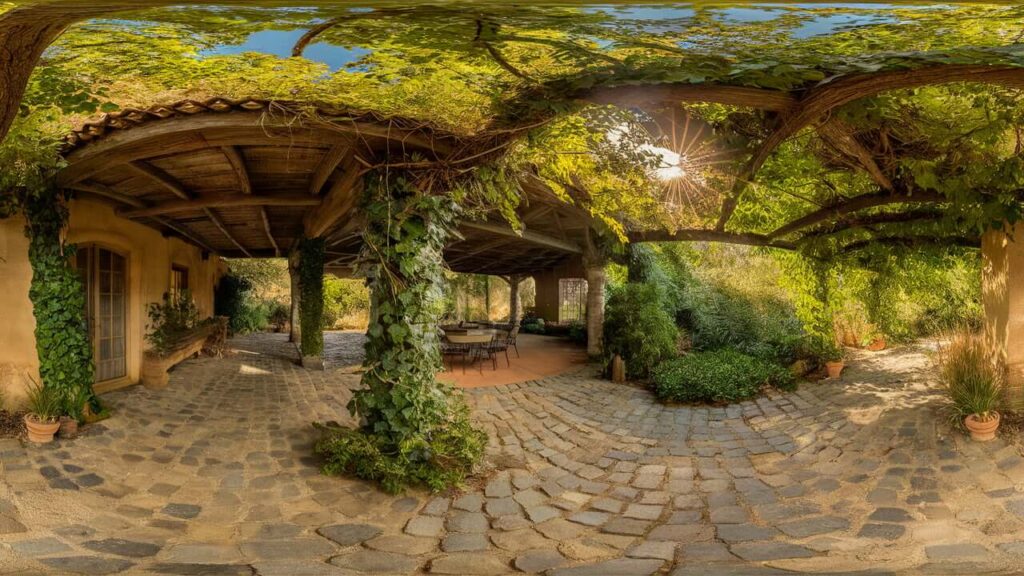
(862, 328), (886, 352)
(823, 342), (846, 379)
(24, 382), (62, 443)
(59, 385), (91, 439)
(936, 331), (1003, 441)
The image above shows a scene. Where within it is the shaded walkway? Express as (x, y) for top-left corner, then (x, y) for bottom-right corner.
(0, 338), (1023, 575)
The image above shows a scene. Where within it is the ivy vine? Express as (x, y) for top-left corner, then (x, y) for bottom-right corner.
(298, 237), (326, 357)
(316, 172), (486, 493)
(22, 187), (96, 414)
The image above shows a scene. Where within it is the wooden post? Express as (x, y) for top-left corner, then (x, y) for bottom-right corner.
(288, 250), (301, 344)
(585, 262), (606, 358)
(298, 238), (325, 369)
(983, 223), (1024, 410)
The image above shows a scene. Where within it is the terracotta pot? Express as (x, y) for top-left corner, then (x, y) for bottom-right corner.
(59, 416), (79, 440)
(825, 361), (845, 379)
(24, 414), (60, 443)
(964, 412), (1000, 442)
(866, 338), (886, 352)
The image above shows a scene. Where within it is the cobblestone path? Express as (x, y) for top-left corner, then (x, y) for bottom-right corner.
(2, 334), (1024, 575)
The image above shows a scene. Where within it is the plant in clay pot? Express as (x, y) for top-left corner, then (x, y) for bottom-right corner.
(862, 328), (886, 352)
(59, 385), (91, 439)
(936, 331), (1003, 442)
(821, 341), (846, 379)
(23, 382), (61, 443)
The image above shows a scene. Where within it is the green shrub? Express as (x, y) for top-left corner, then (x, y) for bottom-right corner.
(267, 301), (290, 332)
(936, 331), (1002, 425)
(522, 317), (545, 334)
(323, 276), (369, 329)
(653, 349), (796, 404)
(604, 282), (679, 379)
(25, 381), (61, 422)
(146, 290), (200, 354)
(567, 320), (587, 344)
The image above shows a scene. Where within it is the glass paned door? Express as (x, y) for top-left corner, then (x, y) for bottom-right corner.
(76, 246), (127, 382)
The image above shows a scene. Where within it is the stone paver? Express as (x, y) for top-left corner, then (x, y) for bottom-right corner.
(0, 335), (1022, 575)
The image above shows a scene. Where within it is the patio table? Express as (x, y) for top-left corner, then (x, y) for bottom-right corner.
(445, 333), (496, 374)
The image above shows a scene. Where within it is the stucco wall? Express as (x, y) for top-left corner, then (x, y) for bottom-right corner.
(0, 198), (220, 403)
(982, 224), (1024, 411)
(532, 257), (586, 324)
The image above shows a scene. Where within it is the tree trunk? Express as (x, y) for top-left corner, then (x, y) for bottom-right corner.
(508, 274), (522, 326)
(585, 263), (606, 357)
(0, 2), (176, 143)
(288, 250), (301, 344)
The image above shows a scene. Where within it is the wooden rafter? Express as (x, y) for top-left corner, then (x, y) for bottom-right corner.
(118, 193), (321, 218)
(308, 143), (350, 196)
(128, 160), (191, 200)
(260, 207), (279, 257)
(446, 237), (511, 265)
(155, 217), (217, 254)
(69, 181), (145, 208)
(203, 207), (251, 258)
(220, 146), (250, 194)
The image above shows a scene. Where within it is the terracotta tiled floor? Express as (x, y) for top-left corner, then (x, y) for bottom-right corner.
(439, 334), (589, 388)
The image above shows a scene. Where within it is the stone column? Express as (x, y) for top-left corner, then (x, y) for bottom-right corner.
(584, 262), (606, 358)
(507, 274), (523, 326)
(982, 223), (1024, 410)
(298, 237), (325, 369)
(287, 250), (301, 344)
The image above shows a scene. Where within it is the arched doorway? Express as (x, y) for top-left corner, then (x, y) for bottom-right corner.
(75, 244), (128, 383)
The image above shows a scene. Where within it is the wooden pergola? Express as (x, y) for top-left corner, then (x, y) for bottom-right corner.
(56, 98), (590, 277)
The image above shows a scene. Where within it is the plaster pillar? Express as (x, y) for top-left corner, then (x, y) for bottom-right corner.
(585, 263), (606, 358)
(297, 238), (325, 369)
(288, 251), (301, 344)
(983, 223), (1024, 410)
(507, 274), (523, 326)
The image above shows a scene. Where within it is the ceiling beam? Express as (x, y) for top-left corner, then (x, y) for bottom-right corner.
(308, 143), (350, 196)
(156, 217), (217, 254)
(220, 146), (250, 194)
(204, 208), (252, 258)
(118, 193), (322, 218)
(460, 221), (582, 254)
(69, 181), (146, 208)
(128, 160), (191, 200)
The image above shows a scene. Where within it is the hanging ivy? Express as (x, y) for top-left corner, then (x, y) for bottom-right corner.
(298, 237), (325, 357)
(22, 187), (96, 415)
(316, 172), (486, 493)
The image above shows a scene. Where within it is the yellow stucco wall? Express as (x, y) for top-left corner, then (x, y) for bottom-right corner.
(0, 198), (220, 404)
(533, 258), (586, 324)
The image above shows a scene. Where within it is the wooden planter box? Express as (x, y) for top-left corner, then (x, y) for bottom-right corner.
(142, 317), (228, 389)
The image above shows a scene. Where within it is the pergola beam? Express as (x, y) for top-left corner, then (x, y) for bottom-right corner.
(768, 190), (946, 240)
(118, 193), (321, 218)
(69, 181), (146, 208)
(460, 221), (582, 254)
(304, 155), (365, 238)
(715, 65), (1024, 230)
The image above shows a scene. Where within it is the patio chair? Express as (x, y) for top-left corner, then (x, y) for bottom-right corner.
(445, 333), (493, 373)
(440, 336), (470, 372)
(486, 330), (512, 368)
(508, 326), (520, 358)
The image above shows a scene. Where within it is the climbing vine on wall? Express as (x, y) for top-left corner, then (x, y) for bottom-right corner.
(22, 187), (96, 409)
(316, 172), (486, 493)
(298, 237), (325, 357)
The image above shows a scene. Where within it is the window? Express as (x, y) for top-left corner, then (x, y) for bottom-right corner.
(171, 265), (189, 302)
(76, 246), (127, 382)
(558, 278), (588, 324)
